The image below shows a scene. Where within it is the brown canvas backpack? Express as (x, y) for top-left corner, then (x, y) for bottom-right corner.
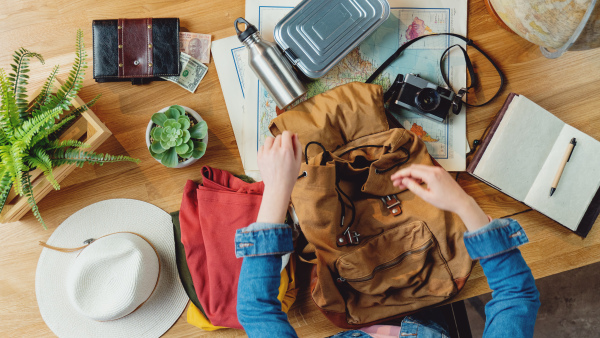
(269, 82), (473, 328)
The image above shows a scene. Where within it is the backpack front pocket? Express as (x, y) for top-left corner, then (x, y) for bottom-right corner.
(335, 221), (456, 299)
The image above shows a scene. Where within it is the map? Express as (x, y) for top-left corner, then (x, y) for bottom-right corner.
(239, 0), (467, 173)
(256, 7), (459, 158)
(410, 122), (440, 143)
(231, 46), (247, 98)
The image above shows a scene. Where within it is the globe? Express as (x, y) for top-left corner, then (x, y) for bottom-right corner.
(486, 0), (600, 57)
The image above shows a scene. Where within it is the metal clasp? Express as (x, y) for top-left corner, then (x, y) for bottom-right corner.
(381, 195), (402, 216)
(337, 227), (361, 247)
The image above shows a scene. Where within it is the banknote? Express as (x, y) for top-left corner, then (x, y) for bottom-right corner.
(161, 52), (208, 93)
(180, 32), (211, 64)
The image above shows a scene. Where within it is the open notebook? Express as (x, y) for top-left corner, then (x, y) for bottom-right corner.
(467, 94), (600, 237)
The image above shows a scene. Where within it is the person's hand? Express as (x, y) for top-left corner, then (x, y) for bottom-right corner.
(391, 164), (470, 213)
(258, 131), (302, 196)
(256, 131), (302, 224)
(390, 164), (489, 231)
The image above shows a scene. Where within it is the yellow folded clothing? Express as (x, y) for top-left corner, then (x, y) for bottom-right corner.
(187, 257), (298, 331)
(187, 303), (226, 331)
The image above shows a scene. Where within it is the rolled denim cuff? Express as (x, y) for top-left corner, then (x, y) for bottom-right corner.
(235, 222), (293, 258)
(463, 218), (529, 260)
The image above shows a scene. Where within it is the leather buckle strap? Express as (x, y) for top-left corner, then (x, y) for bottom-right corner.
(381, 195), (402, 216)
(337, 228), (360, 247)
(117, 18), (153, 78)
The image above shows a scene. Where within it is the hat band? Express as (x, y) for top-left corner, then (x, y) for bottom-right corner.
(39, 232), (162, 321)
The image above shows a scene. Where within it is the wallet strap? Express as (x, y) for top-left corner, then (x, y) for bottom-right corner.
(118, 18), (154, 78)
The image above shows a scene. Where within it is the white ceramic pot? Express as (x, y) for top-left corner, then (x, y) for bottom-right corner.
(146, 105), (208, 168)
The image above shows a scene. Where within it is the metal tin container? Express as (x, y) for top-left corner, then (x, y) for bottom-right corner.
(274, 0), (390, 79)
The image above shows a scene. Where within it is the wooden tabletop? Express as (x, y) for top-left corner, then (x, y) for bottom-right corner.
(1, 0), (599, 337)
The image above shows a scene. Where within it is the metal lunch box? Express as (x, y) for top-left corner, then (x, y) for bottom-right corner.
(274, 0), (390, 79)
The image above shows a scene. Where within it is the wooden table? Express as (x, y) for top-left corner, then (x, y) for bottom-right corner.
(1, 0), (599, 336)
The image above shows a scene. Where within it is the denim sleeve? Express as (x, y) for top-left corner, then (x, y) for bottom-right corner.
(236, 222), (297, 338)
(235, 222), (294, 257)
(464, 218), (540, 338)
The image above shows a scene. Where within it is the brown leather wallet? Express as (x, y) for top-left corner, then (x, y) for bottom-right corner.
(93, 18), (180, 85)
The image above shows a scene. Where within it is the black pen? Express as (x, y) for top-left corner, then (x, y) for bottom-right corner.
(550, 138), (577, 196)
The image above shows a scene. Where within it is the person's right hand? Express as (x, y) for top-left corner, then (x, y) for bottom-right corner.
(390, 164), (489, 231)
(391, 164), (470, 213)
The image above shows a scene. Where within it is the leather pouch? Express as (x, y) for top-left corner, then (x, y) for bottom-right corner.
(92, 18), (180, 85)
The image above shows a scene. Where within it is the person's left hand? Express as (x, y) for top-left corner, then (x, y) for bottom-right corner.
(256, 131), (302, 224)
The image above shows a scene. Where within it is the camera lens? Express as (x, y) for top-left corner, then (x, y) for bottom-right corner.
(415, 88), (441, 112)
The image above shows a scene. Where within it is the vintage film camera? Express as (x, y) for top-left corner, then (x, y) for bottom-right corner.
(387, 74), (465, 123)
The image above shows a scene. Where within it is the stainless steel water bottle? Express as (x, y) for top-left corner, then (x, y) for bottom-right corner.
(235, 17), (307, 109)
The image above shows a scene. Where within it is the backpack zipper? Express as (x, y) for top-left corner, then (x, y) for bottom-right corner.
(337, 239), (434, 283)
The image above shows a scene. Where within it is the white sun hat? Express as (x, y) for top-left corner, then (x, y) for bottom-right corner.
(36, 199), (189, 338)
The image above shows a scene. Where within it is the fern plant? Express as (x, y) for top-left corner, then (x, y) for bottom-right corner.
(0, 29), (139, 228)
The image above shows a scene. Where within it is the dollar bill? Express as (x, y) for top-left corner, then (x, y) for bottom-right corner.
(180, 32), (211, 64)
(161, 52), (208, 93)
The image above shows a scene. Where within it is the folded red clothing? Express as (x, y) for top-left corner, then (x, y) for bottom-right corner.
(180, 166), (264, 329)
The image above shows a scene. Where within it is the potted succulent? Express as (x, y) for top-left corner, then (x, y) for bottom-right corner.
(146, 105), (208, 168)
(0, 30), (140, 228)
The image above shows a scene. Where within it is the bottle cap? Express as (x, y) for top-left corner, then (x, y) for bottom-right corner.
(234, 18), (258, 43)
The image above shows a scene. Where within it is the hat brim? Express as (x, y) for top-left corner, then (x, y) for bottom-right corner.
(36, 199), (189, 338)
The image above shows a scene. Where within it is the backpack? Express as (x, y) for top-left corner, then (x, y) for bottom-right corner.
(269, 82), (473, 328)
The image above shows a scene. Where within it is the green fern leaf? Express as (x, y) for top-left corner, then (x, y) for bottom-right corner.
(29, 65), (59, 114)
(50, 94), (101, 140)
(13, 107), (62, 147)
(0, 147), (16, 193)
(34, 29), (86, 116)
(26, 148), (59, 190)
(9, 48), (44, 120)
(1, 143), (26, 196)
(22, 172), (46, 229)
(30, 114), (76, 145)
(13, 141), (31, 195)
(0, 169), (12, 215)
(0, 69), (19, 135)
(46, 139), (90, 150)
(50, 148), (140, 167)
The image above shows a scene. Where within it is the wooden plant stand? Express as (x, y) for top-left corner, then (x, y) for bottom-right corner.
(0, 80), (112, 223)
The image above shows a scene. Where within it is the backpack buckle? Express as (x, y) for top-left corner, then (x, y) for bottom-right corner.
(381, 195), (402, 216)
(337, 227), (361, 247)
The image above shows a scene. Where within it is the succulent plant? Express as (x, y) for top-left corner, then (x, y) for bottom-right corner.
(149, 105), (207, 168)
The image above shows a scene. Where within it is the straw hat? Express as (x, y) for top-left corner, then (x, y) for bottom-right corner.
(36, 199), (189, 338)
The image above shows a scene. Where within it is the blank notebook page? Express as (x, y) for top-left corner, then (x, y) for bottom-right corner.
(473, 96), (564, 201)
(525, 124), (600, 230)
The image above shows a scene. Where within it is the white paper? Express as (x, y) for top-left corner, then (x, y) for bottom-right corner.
(211, 36), (247, 164)
(211, 36), (262, 179)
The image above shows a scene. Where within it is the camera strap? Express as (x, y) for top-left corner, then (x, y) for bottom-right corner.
(365, 33), (505, 108)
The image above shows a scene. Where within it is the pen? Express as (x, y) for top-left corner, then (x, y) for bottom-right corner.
(550, 138), (577, 196)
